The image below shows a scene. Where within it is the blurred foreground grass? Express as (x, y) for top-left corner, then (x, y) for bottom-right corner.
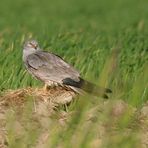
(0, 0), (148, 147)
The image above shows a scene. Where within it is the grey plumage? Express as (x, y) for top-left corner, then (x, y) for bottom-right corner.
(23, 40), (112, 98)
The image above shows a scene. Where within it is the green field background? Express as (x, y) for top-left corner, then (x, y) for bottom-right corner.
(0, 0), (147, 104)
(0, 0), (148, 147)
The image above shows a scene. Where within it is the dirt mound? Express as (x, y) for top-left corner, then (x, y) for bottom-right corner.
(0, 87), (76, 147)
(0, 87), (75, 106)
(0, 88), (147, 148)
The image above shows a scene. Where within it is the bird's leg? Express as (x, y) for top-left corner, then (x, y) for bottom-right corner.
(43, 83), (55, 91)
(43, 81), (59, 93)
(43, 84), (49, 91)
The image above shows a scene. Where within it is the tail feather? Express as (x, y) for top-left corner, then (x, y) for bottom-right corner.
(62, 77), (112, 98)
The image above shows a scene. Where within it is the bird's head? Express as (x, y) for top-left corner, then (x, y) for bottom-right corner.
(23, 40), (40, 52)
(23, 40), (41, 60)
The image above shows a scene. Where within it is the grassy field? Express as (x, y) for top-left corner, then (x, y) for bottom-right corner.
(0, 0), (148, 147)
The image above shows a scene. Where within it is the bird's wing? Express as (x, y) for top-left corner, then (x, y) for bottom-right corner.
(26, 51), (80, 83)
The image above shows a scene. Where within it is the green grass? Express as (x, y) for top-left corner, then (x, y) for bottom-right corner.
(0, 0), (148, 147)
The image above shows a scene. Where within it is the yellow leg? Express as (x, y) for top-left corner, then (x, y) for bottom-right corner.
(43, 84), (48, 91)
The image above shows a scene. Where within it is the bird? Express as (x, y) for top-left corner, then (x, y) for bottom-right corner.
(23, 40), (112, 98)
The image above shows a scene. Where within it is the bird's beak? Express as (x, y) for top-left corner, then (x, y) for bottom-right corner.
(30, 43), (37, 49)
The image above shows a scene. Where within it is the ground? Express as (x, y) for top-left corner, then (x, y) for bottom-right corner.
(0, 88), (147, 148)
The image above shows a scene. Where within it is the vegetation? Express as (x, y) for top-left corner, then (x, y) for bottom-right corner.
(0, 0), (147, 147)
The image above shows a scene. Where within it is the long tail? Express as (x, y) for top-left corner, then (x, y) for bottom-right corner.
(62, 77), (112, 98)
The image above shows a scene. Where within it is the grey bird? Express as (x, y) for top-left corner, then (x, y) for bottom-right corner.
(23, 40), (112, 98)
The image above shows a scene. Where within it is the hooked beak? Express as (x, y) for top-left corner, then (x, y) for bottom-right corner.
(30, 43), (37, 49)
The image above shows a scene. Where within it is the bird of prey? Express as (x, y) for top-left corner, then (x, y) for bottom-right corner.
(23, 40), (112, 98)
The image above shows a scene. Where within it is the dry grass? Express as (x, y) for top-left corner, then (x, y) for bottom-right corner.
(0, 87), (75, 106)
(0, 88), (147, 148)
(0, 87), (75, 147)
